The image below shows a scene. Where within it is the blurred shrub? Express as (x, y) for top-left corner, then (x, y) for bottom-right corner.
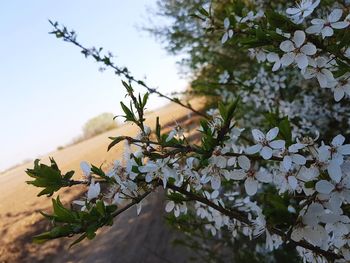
(82, 113), (118, 139)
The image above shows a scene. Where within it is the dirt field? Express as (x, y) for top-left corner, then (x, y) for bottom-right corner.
(0, 101), (203, 263)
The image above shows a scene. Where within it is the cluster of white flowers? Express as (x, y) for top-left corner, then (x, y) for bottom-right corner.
(75, 113), (350, 261)
(67, 2), (350, 262)
(215, 66), (350, 141)
(240, 3), (350, 103)
(286, 0), (320, 24)
(221, 10), (264, 44)
(306, 9), (349, 39)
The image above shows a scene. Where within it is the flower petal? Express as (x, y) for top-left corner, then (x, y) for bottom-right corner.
(266, 127), (279, 141)
(269, 139), (285, 149)
(321, 68), (334, 80)
(292, 154), (306, 165)
(283, 156), (292, 171)
(221, 32), (228, 44)
(301, 43), (317, 55)
(228, 29), (234, 38)
(267, 52), (279, 62)
(238, 155), (251, 170)
(317, 73), (328, 88)
(288, 143), (306, 153)
(328, 9), (343, 23)
(311, 18), (325, 25)
(281, 53), (295, 66)
(338, 144), (350, 155)
(332, 134), (345, 147)
(331, 21), (349, 29)
(288, 176), (298, 190)
(334, 87), (345, 101)
(260, 146), (273, 160)
(227, 157), (236, 166)
(224, 17), (230, 29)
(321, 26), (334, 38)
(272, 61), (281, 71)
(244, 177), (258, 195)
(293, 30), (306, 48)
(327, 161), (342, 183)
(256, 170), (272, 183)
(252, 129), (265, 141)
(295, 53), (308, 69)
(165, 201), (175, 212)
(286, 8), (300, 15)
(316, 57), (327, 67)
(136, 202), (142, 216)
(80, 161), (91, 176)
(211, 176), (221, 190)
(245, 144), (262, 155)
(280, 40), (294, 52)
(306, 24), (323, 34)
(87, 180), (100, 200)
(230, 170), (246, 180)
(315, 180), (335, 194)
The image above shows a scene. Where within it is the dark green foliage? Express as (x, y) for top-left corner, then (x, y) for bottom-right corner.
(34, 196), (117, 246)
(26, 158), (75, 197)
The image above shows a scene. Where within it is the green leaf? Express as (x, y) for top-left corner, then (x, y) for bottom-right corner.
(69, 234), (87, 248)
(189, 13), (206, 21)
(197, 7), (209, 18)
(33, 225), (74, 244)
(304, 181), (316, 188)
(63, 170), (75, 180)
(107, 136), (126, 151)
(142, 92), (149, 108)
(155, 117), (161, 142)
(225, 97), (240, 123)
(121, 80), (133, 93)
(218, 102), (227, 121)
(52, 197), (77, 223)
(265, 10), (301, 32)
(278, 117), (292, 146)
(120, 101), (136, 122)
(95, 200), (106, 216)
(26, 158), (72, 197)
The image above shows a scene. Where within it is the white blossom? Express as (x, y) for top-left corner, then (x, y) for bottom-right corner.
(222, 18), (234, 44)
(306, 9), (349, 38)
(87, 179), (100, 201)
(236, 10), (264, 24)
(80, 161), (91, 180)
(280, 142), (306, 171)
(318, 135), (350, 182)
(286, 0), (320, 24)
(333, 74), (350, 101)
(279, 30), (317, 69)
(245, 127), (285, 160)
(266, 52), (282, 72)
(303, 57), (334, 88)
(165, 200), (187, 217)
(231, 155), (272, 195)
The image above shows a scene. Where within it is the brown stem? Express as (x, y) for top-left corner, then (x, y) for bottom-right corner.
(50, 23), (208, 119)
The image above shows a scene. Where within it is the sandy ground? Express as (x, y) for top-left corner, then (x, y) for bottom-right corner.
(0, 100), (203, 263)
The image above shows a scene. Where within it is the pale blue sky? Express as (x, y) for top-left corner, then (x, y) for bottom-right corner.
(0, 1), (186, 171)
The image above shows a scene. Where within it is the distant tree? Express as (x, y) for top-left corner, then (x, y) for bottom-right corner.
(82, 113), (118, 139)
